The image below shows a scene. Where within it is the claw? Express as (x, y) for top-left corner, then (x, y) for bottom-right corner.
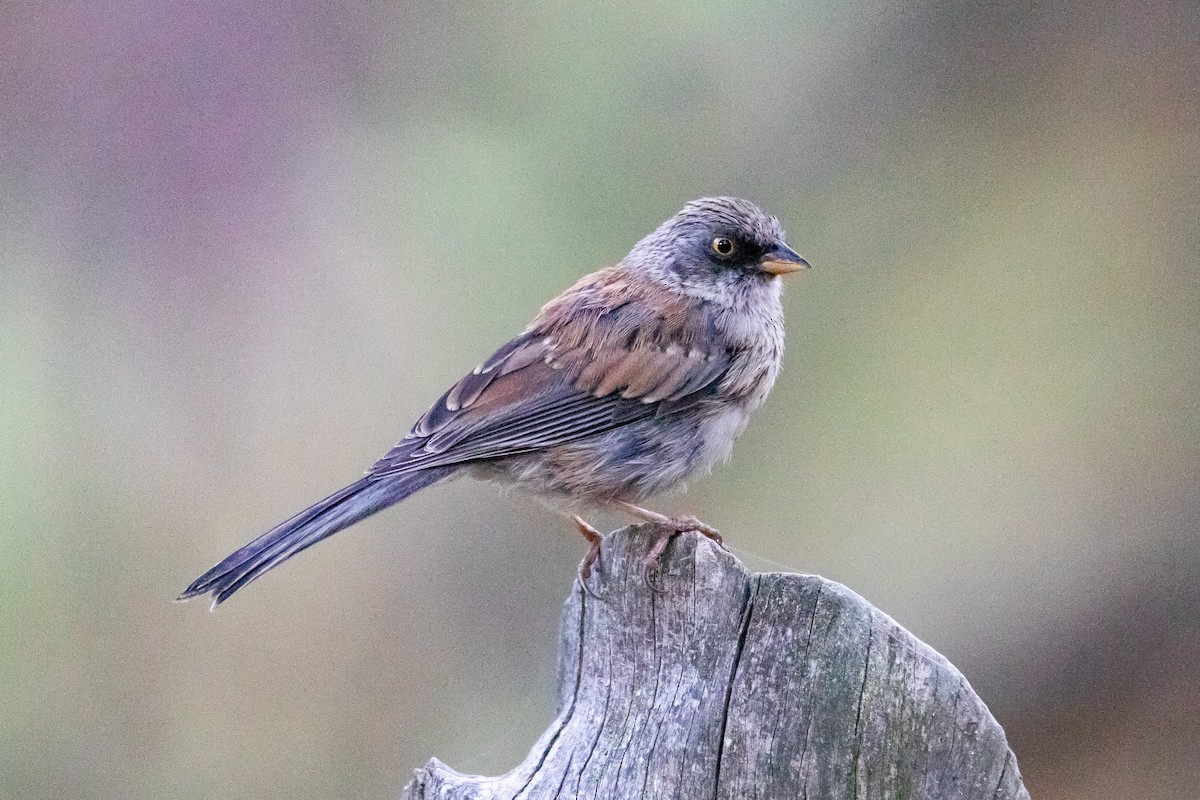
(642, 559), (666, 594)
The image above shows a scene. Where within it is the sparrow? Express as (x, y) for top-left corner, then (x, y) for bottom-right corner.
(179, 197), (809, 607)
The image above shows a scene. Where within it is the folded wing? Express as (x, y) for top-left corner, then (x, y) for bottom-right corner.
(368, 283), (731, 479)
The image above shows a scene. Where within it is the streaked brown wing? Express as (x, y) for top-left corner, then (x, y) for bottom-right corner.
(368, 274), (731, 478)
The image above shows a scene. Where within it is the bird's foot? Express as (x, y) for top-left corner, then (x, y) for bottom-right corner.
(639, 514), (724, 593)
(663, 514), (724, 546)
(641, 524), (677, 593)
(572, 515), (604, 600)
(613, 501), (724, 547)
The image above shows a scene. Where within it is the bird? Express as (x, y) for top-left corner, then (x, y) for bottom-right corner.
(178, 197), (809, 607)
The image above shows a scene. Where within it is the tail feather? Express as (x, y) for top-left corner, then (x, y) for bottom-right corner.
(178, 468), (453, 608)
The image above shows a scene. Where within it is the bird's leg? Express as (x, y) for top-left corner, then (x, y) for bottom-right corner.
(611, 500), (724, 546)
(572, 515), (604, 600)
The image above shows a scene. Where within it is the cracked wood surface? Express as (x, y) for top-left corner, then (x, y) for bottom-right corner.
(400, 525), (1029, 800)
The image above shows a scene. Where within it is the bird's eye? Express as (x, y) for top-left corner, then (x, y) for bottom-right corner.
(712, 237), (735, 257)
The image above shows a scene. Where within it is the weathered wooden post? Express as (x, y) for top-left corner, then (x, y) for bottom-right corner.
(400, 526), (1029, 799)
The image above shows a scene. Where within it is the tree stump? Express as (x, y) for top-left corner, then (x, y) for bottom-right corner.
(400, 526), (1029, 799)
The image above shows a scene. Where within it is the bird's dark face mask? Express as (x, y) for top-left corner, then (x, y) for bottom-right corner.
(680, 229), (809, 284)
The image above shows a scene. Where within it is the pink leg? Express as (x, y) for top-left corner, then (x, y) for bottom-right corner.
(572, 515), (604, 600)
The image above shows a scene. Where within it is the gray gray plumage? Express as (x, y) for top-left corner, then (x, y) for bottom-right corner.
(179, 197), (808, 607)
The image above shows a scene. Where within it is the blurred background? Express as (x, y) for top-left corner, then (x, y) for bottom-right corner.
(2, 1), (1197, 797)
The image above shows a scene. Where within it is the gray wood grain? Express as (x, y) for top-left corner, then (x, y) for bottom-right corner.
(400, 526), (1029, 799)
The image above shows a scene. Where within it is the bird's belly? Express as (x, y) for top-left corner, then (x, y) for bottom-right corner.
(690, 404), (752, 474)
(470, 404), (752, 509)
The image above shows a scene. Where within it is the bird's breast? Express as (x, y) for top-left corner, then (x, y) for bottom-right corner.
(712, 302), (785, 411)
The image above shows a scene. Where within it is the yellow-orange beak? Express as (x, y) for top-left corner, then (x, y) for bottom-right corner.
(758, 241), (811, 276)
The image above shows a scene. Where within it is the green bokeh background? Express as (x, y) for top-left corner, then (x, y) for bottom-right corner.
(2, 2), (1197, 798)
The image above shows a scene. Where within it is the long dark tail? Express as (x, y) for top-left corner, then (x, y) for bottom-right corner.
(178, 467), (454, 608)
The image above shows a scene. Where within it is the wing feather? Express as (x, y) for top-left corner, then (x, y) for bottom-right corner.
(368, 271), (735, 479)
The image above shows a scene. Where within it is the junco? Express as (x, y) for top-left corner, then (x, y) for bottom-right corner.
(180, 197), (808, 607)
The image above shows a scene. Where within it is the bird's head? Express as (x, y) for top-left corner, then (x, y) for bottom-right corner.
(624, 196), (809, 304)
